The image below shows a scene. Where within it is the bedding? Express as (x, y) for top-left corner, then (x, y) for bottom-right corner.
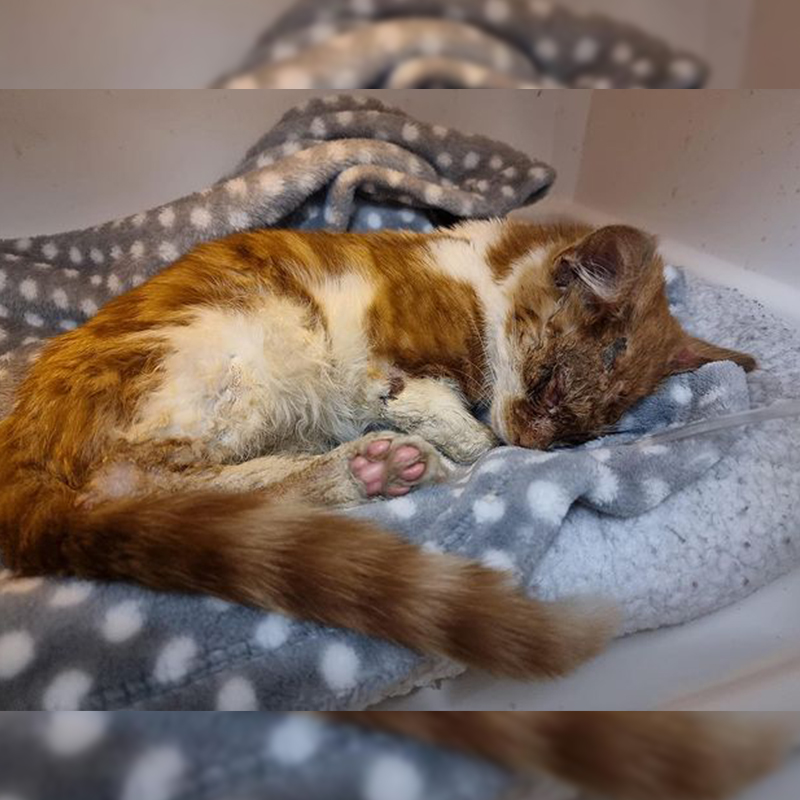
(1, 96), (799, 712)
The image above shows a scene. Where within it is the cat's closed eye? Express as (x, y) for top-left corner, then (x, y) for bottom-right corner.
(602, 337), (628, 370)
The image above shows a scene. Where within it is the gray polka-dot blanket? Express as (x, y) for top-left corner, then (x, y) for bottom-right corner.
(215, 0), (708, 89)
(1, 712), (560, 800)
(2, 96), (800, 711)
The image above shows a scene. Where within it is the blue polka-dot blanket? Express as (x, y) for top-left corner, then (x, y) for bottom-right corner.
(1, 712), (540, 800)
(215, 0), (708, 90)
(2, 95), (800, 711)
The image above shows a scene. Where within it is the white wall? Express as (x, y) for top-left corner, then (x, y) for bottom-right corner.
(574, 90), (800, 288)
(0, 89), (588, 238)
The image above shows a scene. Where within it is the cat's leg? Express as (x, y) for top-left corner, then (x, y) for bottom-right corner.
(381, 377), (500, 464)
(83, 432), (451, 510)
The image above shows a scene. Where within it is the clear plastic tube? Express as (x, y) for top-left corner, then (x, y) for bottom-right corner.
(630, 401), (800, 447)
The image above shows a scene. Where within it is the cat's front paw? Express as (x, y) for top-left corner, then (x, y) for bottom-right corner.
(348, 433), (449, 499)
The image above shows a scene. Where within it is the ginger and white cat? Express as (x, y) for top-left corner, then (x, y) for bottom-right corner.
(0, 219), (755, 678)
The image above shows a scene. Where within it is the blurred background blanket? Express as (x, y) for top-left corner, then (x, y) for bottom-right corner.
(214, 0), (708, 90)
(1, 96), (799, 712)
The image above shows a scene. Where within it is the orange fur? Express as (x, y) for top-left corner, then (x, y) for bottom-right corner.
(0, 220), (755, 676)
(329, 712), (791, 800)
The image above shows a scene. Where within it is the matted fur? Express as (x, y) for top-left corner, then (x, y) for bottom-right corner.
(328, 712), (792, 800)
(0, 220), (755, 678)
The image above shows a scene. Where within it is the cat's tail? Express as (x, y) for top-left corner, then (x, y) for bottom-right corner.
(328, 711), (794, 800)
(5, 481), (617, 679)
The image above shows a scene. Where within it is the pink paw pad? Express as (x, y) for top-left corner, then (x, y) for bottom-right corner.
(350, 439), (430, 498)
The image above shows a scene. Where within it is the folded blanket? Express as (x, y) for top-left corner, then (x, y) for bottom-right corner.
(215, 0), (708, 90)
(2, 97), (799, 712)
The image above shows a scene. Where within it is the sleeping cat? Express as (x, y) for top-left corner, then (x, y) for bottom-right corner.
(0, 219), (755, 679)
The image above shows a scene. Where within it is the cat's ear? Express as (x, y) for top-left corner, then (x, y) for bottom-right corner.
(554, 225), (658, 302)
(669, 334), (757, 374)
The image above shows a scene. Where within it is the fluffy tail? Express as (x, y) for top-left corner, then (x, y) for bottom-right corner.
(3, 481), (616, 679)
(329, 711), (793, 800)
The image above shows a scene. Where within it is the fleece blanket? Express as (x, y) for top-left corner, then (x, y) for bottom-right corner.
(2, 97), (800, 712)
(215, 0), (708, 90)
(0, 712), (570, 800)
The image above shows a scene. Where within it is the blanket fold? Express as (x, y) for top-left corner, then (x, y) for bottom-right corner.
(215, 0), (708, 90)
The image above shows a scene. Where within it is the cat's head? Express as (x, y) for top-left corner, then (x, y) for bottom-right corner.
(492, 224), (756, 450)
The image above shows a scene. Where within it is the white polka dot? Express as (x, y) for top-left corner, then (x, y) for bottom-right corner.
(273, 67), (313, 90)
(22, 336), (39, 346)
(159, 242), (179, 262)
(42, 242), (59, 260)
(50, 580), (93, 608)
(671, 383), (693, 405)
(663, 264), (679, 284)
(52, 289), (70, 309)
(59, 319), (78, 331)
(529, 165), (549, 182)
(228, 210), (250, 230)
(422, 541), (444, 554)
(640, 443), (669, 456)
(670, 58), (698, 84)
(0, 630), (35, 679)
(527, 480), (571, 525)
(463, 152), (481, 170)
(121, 746), (185, 800)
(259, 173), (286, 196)
(89, 248), (105, 265)
(612, 42), (634, 64)
(309, 118), (328, 139)
(130, 241), (145, 259)
(102, 600), (144, 643)
(432, 126), (449, 140)
(364, 755), (423, 800)
(267, 715), (323, 765)
(481, 549), (516, 575)
(64, 268), (79, 278)
(190, 207), (212, 230)
(501, 185), (516, 198)
(436, 152), (453, 169)
(45, 711), (107, 756)
(366, 212), (383, 230)
(632, 58), (654, 79)
(15, 237), (31, 252)
(69, 247), (83, 264)
(154, 636), (197, 684)
(399, 210), (416, 224)
(388, 496), (417, 519)
(24, 312), (43, 328)
(19, 279), (38, 301)
(402, 123), (420, 143)
(131, 212), (147, 228)
(0, 269), (5, 291)
(643, 478), (671, 506)
(573, 36), (599, 64)
(472, 495), (507, 523)
(255, 614), (291, 650)
(80, 299), (98, 316)
(107, 274), (122, 294)
(217, 676), (258, 710)
(535, 37), (560, 61)
(320, 642), (359, 692)
(90, 274), (102, 286)
(337, 110), (355, 126)
(43, 670), (92, 710)
(110, 245), (123, 260)
(588, 465), (619, 505)
(424, 184), (444, 204)
(282, 141), (303, 156)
